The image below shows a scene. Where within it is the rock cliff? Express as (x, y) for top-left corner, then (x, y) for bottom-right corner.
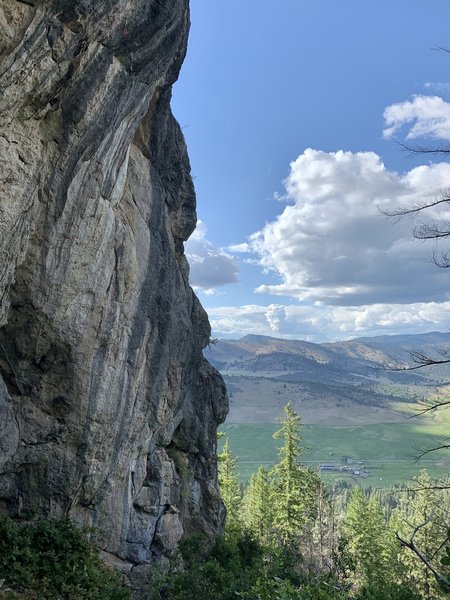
(0, 0), (228, 572)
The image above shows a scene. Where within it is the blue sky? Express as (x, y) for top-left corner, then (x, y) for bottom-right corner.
(172, 0), (450, 342)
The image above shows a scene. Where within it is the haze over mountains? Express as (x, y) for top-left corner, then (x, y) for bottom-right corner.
(205, 332), (450, 425)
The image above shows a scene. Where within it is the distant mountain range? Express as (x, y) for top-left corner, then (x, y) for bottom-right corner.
(204, 332), (450, 425)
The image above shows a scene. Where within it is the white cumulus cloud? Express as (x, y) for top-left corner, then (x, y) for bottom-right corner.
(383, 95), (450, 141)
(207, 94), (450, 340)
(206, 301), (450, 343)
(246, 148), (450, 306)
(185, 221), (239, 290)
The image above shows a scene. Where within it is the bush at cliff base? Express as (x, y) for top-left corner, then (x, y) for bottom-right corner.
(0, 514), (130, 600)
(144, 530), (350, 600)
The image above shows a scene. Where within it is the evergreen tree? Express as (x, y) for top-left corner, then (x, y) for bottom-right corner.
(242, 465), (275, 541)
(218, 437), (242, 529)
(341, 487), (401, 594)
(270, 402), (321, 543)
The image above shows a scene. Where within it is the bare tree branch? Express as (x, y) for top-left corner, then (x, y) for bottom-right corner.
(414, 220), (450, 240)
(395, 535), (450, 591)
(435, 46), (450, 55)
(396, 517), (450, 591)
(395, 484), (450, 492)
(431, 537), (449, 561)
(379, 194), (450, 219)
(396, 140), (450, 156)
(386, 346), (450, 371)
(408, 399), (450, 417)
(388, 358), (450, 371)
(416, 443), (450, 459)
(379, 127), (450, 459)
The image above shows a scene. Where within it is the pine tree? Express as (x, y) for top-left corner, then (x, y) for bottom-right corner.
(218, 437), (242, 529)
(341, 487), (400, 593)
(270, 402), (321, 543)
(242, 465), (275, 541)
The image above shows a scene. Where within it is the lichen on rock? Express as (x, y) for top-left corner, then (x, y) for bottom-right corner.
(0, 0), (228, 565)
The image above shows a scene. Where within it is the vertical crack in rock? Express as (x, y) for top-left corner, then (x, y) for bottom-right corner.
(0, 0), (228, 565)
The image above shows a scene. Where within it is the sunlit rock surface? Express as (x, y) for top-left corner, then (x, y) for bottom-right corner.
(0, 0), (228, 568)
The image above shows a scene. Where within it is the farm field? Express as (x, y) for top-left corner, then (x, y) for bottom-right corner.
(219, 406), (450, 487)
(212, 333), (450, 488)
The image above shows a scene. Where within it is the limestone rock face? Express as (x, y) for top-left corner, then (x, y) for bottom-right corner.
(0, 0), (228, 565)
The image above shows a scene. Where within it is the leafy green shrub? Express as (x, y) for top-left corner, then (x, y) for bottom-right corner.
(143, 530), (261, 600)
(144, 530), (346, 600)
(356, 584), (420, 599)
(0, 515), (129, 600)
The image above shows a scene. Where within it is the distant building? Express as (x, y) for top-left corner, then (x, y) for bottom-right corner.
(319, 460), (369, 478)
(319, 463), (340, 472)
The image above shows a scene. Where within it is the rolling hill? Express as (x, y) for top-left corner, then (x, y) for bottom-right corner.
(205, 332), (450, 425)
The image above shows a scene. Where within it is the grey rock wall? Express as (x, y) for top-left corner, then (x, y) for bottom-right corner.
(0, 0), (228, 568)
